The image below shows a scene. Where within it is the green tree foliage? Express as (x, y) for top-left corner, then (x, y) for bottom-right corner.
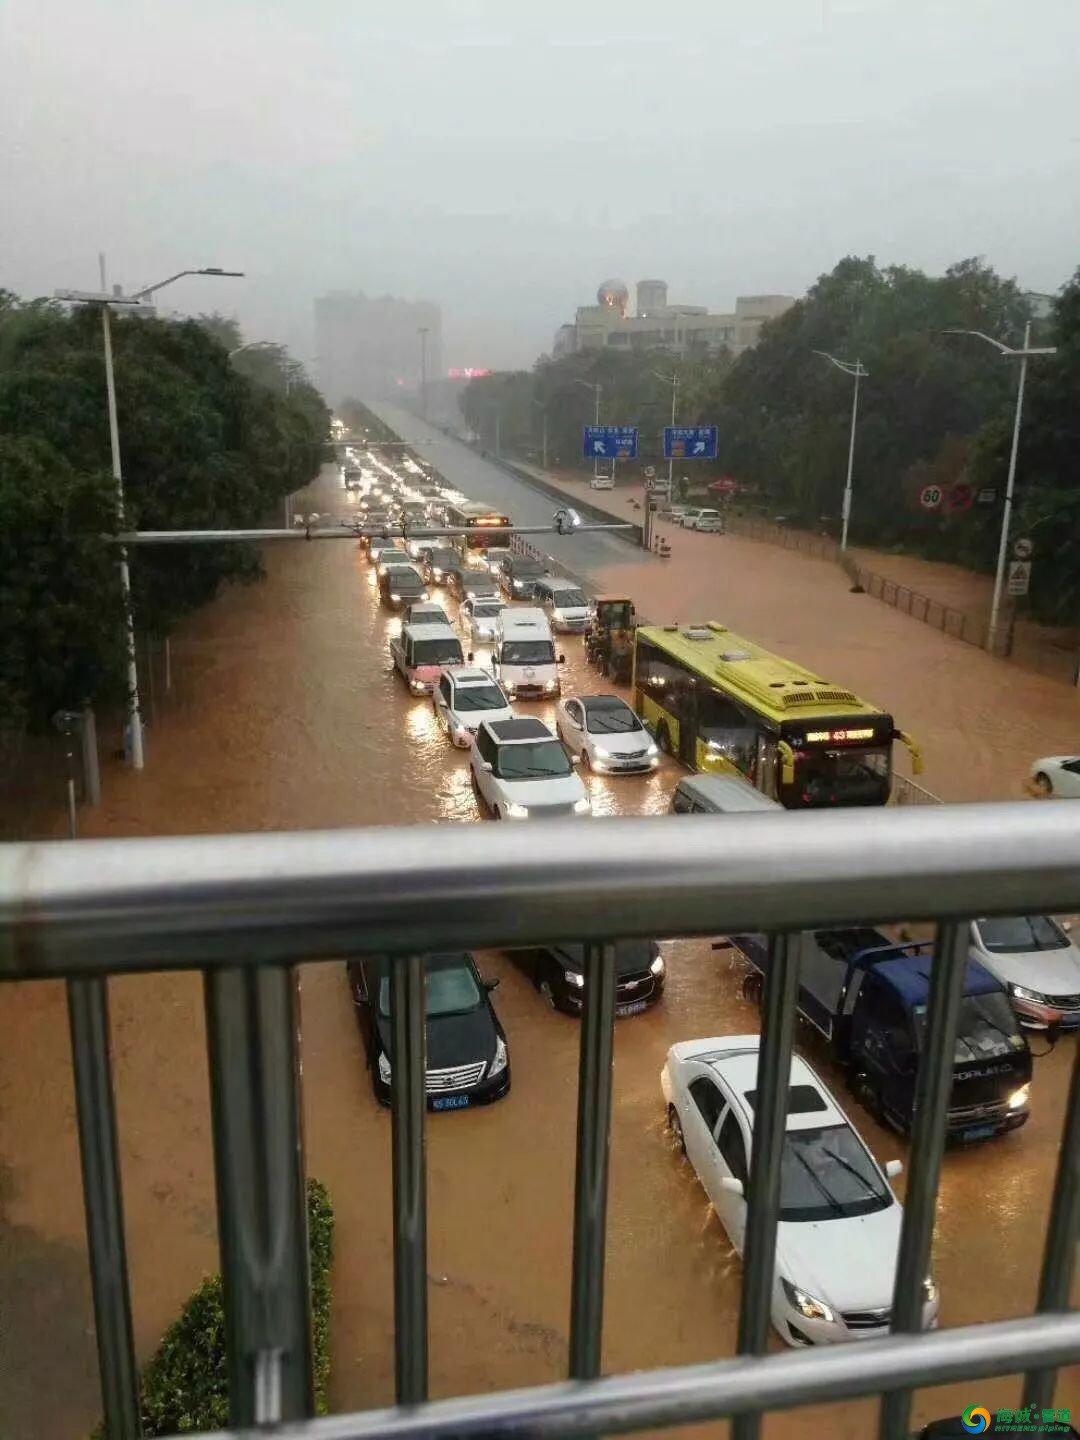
(104, 1178), (335, 1437)
(0, 291), (330, 724)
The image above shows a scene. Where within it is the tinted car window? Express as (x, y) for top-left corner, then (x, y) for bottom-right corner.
(689, 1076), (723, 1132)
(494, 740), (572, 780)
(585, 702), (642, 735)
(454, 684), (505, 712)
(717, 1111), (749, 1185)
(778, 1124), (891, 1222)
(411, 638), (464, 665)
(913, 992), (1021, 1063)
(502, 640), (556, 664)
(378, 963), (481, 1017)
(549, 589), (588, 608)
(976, 916), (1070, 953)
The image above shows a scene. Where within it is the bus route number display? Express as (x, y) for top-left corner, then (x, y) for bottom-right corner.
(803, 727), (878, 745)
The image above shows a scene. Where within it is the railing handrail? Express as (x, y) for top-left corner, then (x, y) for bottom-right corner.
(3, 803), (1080, 979)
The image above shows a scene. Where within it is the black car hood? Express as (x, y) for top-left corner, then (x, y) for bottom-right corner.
(555, 940), (658, 978)
(375, 1003), (498, 1070)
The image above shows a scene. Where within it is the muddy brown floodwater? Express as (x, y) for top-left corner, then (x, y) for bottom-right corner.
(0, 463), (1076, 1440)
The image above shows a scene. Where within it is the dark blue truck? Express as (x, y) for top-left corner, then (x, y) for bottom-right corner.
(728, 927), (1033, 1142)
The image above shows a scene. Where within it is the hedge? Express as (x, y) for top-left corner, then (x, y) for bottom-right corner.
(95, 1177), (335, 1436)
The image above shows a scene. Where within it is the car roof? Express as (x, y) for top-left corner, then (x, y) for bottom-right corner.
(690, 1040), (846, 1133)
(403, 622), (459, 640)
(447, 666), (497, 685)
(486, 717), (552, 743)
(675, 774), (782, 813)
(578, 694), (634, 712)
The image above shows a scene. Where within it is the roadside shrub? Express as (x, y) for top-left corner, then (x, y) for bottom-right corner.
(94, 1177), (334, 1436)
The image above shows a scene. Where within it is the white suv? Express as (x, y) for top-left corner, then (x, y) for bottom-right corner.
(681, 508), (724, 532)
(433, 667), (515, 748)
(470, 717), (591, 820)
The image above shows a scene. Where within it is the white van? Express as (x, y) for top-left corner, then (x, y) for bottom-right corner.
(491, 608), (564, 698)
(534, 577), (591, 633)
(670, 774), (782, 814)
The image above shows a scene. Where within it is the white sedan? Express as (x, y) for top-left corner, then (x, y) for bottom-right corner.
(1030, 755), (1080, 798)
(556, 695), (659, 773)
(432, 667), (514, 748)
(660, 1036), (938, 1347)
(459, 598), (505, 643)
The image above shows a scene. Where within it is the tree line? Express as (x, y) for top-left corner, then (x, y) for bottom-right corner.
(0, 292), (330, 730)
(461, 256), (1079, 626)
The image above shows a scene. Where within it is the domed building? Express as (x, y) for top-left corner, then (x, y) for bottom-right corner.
(596, 279), (629, 314)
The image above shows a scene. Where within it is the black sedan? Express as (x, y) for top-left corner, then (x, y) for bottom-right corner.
(498, 555), (548, 600)
(422, 548), (461, 587)
(512, 940), (666, 1016)
(449, 569), (500, 602)
(347, 953), (510, 1109)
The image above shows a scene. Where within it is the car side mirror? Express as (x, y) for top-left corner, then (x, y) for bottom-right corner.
(484, 977), (500, 992)
(558, 653), (567, 664)
(885, 1159), (904, 1179)
(467, 651), (474, 662)
(719, 1177), (744, 1197)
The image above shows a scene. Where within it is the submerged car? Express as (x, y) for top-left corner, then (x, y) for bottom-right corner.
(513, 939), (665, 1015)
(969, 915), (1080, 1030)
(661, 1037), (938, 1347)
(348, 953), (509, 1109)
(556, 694), (659, 773)
(432, 666), (514, 747)
(470, 716), (590, 819)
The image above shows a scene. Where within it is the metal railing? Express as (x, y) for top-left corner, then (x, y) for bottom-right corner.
(2, 803), (1078, 1439)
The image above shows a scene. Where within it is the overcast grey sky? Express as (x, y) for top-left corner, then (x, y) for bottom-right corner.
(4, 0), (1078, 373)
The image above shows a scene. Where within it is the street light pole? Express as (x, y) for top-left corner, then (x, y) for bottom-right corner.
(943, 321), (1057, 653)
(653, 370), (679, 493)
(56, 267), (243, 769)
(813, 351), (868, 552)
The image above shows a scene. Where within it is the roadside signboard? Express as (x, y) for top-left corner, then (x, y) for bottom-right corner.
(1007, 560), (1031, 597)
(977, 487), (997, 505)
(919, 484), (943, 510)
(1013, 537), (1034, 561)
(664, 425), (718, 460)
(949, 482), (975, 513)
(583, 425), (638, 460)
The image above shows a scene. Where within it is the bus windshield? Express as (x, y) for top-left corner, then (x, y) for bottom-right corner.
(786, 747), (891, 808)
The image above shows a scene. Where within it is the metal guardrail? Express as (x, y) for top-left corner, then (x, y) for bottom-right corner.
(2, 804), (1079, 1439)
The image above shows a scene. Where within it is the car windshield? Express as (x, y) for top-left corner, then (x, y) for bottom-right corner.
(454, 684), (505, 712)
(512, 559), (544, 577)
(378, 551), (408, 565)
(378, 963), (482, 1018)
(502, 641), (556, 665)
(551, 589), (588, 609)
(913, 991), (1022, 1063)
(787, 747), (891, 808)
(976, 916), (1070, 953)
(387, 572), (423, 591)
(412, 639), (464, 665)
(495, 740), (572, 780)
(427, 549), (457, 568)
(585, 702), (642, 735)
(471, 602), (503, 618)
(778, 1124), (892, 1222)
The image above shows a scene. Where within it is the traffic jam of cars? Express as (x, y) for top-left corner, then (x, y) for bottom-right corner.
(337, 441), (1079, 1348)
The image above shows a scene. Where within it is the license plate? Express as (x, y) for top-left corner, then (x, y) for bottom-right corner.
(960, 1123), (997, 1142)
(432, 1094), (471, 1111)
(616, 1000), (648, 1016)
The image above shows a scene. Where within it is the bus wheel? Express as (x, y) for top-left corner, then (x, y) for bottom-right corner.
(741, 972), (763, 1010)
(656, 723), (672, 755)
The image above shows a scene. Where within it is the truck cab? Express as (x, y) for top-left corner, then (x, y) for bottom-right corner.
(733, 929), (1032, 1142)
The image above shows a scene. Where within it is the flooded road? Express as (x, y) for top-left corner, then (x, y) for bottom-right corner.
(0, 459), (1076, 1439)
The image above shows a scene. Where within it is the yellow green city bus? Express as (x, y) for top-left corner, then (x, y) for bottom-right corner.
(632, 622), (922, 808)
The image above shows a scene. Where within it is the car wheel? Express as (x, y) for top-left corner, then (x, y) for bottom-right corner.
(668, 1106), (686, 1155)
(741, 971), (764, 1010)
(656, 723), (672, 756)
(1033, 772), (1054, 797)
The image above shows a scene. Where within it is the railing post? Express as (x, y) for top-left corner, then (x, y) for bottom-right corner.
(67, 977), (142, 1439)
(1023, 1037), (1080, 1412)
(878, 922), (968, 1440)
(569, 942), (617, 1379)
(391, 952), (428, 1404)
(204, 967), (313, 1426)
(733, 933), (799, 1440)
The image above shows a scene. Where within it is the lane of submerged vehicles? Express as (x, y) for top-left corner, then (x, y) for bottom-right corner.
(337, 443), (1079, 1350)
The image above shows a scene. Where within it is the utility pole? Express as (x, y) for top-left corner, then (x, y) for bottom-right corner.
(813, 351), (868, 552)
(653, 369), (680, 495)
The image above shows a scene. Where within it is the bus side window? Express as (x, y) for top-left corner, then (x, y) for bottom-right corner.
(697, 688), (761, 777)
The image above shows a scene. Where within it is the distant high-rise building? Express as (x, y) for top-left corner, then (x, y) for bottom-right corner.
(552, 279), (795, 359)
(314, 291), (442, 406)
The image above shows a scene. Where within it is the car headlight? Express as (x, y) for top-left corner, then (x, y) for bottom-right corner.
(390, 592), (400, 602)
(552, 611), (564, 622)
(432, 568), (443, 580)
(1008, 1082), (1031, 1110)
(505, 802), (529, 818)
(781, 1279), (834, 1324)
(467, 590), (477, 599)
(922, 1276), (939, 1305)
(592, 745), (611, 759)
(544, 678), (558, 692)
(564, 969), (585, 988)
(646, 742), (659, 757)
(649, 954), (666, 977)
(410, 679), (426, 693)
(377, 1053), (392, 1083)
(573, 796), (591, 815)
(489, 1036), (508, 1077)
(1009, 982), (1048, 1004)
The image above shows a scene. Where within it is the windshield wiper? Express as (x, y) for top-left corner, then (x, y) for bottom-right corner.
(818, 1146), (881, 1202)
(788, 1145), (846, 1218)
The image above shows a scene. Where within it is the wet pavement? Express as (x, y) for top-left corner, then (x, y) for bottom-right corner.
(0, 457), (1076, 1439)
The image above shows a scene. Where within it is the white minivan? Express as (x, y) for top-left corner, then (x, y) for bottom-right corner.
(491, 608), (564, 698)
(534, 577), (591, 633)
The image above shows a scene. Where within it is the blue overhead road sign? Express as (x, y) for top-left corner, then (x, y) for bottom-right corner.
(664, 425), (718, 460)
(583, 425), (638, 460)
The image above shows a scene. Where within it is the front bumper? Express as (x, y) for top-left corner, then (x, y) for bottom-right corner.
(561, 973), (664, 1015)
(375, 1065), (511, 1110)
(778, 1299), (939, 1348)
(591, 753), (659, 774)
(945, 1104), (1029, 1142)
(1011, 995), (1080, 1030)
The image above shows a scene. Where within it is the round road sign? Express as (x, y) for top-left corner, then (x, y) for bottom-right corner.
(1013, 537), (1034, 561)
(919, 484), (943, 511)
(949, 482), (975, 513)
